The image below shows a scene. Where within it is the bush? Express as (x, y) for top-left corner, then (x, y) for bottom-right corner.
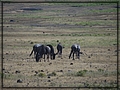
(98, 69), (104, 72)
(51, 72), (57, 76)
(38, 73), (46, 78)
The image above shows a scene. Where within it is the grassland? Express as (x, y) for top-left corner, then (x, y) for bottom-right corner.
(2, 2), (119, 89)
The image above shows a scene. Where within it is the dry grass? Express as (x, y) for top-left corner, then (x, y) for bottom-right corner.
(1, 2), (119, 90)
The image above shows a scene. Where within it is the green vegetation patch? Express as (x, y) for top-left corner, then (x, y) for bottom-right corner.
(66, 69), (117, 78)
(38, 73), (46, 78)
(75, 20), (116, 26)
(76, 70), (88, 77)
(49, 3), (112, 7)
(90, 8), (117, 13)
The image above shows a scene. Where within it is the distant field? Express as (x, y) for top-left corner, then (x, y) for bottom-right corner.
(2, 2), (119, 89)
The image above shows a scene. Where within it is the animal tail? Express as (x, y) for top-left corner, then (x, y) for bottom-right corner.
(29, 50), (33, 56)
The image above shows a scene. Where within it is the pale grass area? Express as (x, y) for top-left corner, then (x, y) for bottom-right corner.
(1, 2), (119, 89)
(3, 41), (117, 87)
(2, 26), (117, 87)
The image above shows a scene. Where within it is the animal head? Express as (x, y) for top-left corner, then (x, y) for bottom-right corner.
(53, 54), (56, 59)
(36, 54), (42, 62)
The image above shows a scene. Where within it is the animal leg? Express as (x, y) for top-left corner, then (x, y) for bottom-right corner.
(75, 52), (77, 59)
(36, 54), (39, 62)
(73, 52), (75, 60)
(46, 54), (48, 61)
(43, 58), (45, 62)
(58, 50), (62, 59)
(39, 58), (41, 62)
(43, 54), (46, 62)
(50, 54), (53, 60)
(69, 50), (73, 59)
(60, 54), (63, 59)
(59, 52), (62, 59)
(58, 52), (61, 58)
(78, 50), (80, 60)
(47, 54), (50, 62)
(78, 54), (80, 60)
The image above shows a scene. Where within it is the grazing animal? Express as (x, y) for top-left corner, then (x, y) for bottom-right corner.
(46, 44), (56, 60)
(69, 44), (80, 60)
(36, 44), (46, 62)
(56, 43), (63, 59)
(29, 44), (41, 58)
(35, 44), (56, 62)
(44, 46), (51, 62)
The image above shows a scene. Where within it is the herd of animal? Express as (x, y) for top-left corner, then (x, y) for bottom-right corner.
(29, 43), (81, 62)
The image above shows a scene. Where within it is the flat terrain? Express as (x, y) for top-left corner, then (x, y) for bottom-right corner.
(2, 2), (119, 89)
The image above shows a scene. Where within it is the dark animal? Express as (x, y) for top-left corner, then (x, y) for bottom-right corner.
(29, 44), (41, 58)
(35, 44), (56, 62)
(46, 44), (56, 60)
(56, 43), (63, 59)
(44, 46), (51, 62)
(36, 44), (46, 62)
(69, 44), (80, 60)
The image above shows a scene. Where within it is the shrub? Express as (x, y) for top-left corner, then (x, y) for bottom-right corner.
(76, 70), (87, 77)
(38, 73), (46, 78)
(98, 69), (104, 72)
(48, 72), (57, 76)
(51, 72), (57, 76)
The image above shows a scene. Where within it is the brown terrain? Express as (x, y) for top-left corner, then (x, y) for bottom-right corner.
(1, 1), (119, 90)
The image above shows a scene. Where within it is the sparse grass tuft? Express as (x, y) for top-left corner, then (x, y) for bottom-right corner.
(76, 70), (88, 77)
(98, 69), (104, 72)
(38, 73), (46, 78)
(48, 72), (57, 76)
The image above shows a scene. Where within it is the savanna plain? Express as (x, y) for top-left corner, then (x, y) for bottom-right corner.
(1, 2), (119, 90)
